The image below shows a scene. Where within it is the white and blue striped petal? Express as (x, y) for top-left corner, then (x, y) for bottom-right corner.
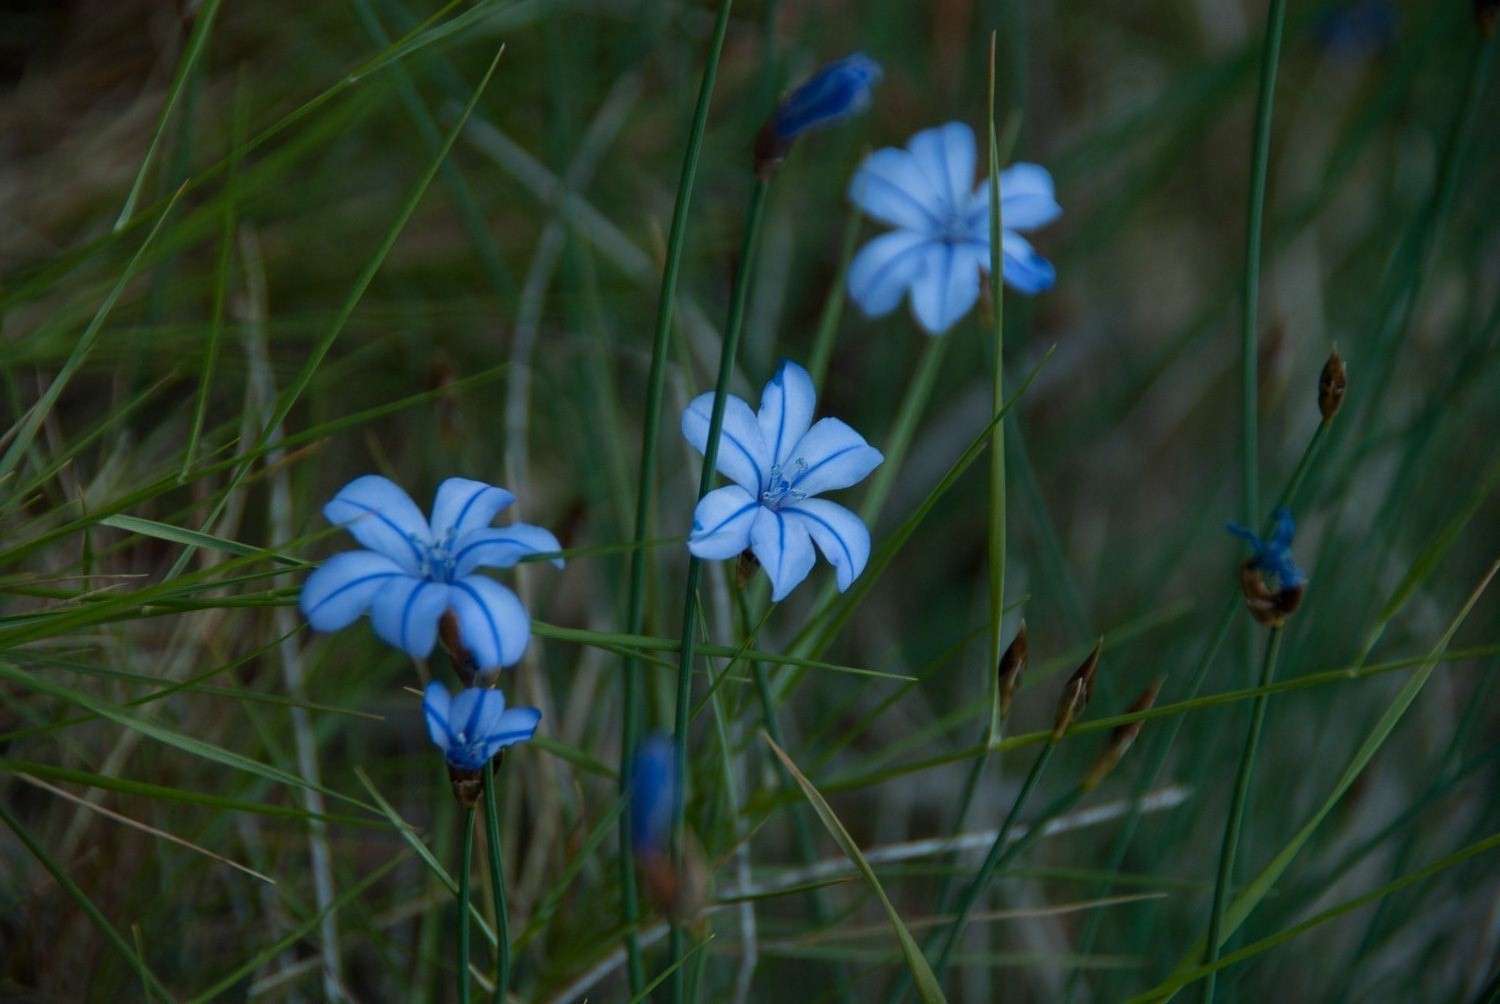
(909, 241), (985, 335)
(323, 475), (431, 571)
(848, 229), (930, 319)
(687, 485), (760, 560)
(786, 499), (870, 592)
(789, 418), (884, 499)
(682, 392), (771, 494)
(750, 507), (817, 602)
(757, 360), (817, 468)
(422, 681), (454, 748)
(453, 524), (564, 576)
(429, 477), (515, 540)
(450, 575), (530, 671)
(300, 550), (413, 632)
(906, 122), (977, 219)
(848, 148), (945, 232)
(483, 707), (542, 760)
(370, 577), (450, 659)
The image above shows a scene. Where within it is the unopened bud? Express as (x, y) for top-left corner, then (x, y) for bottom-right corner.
(1082, 677), (1163, 790)
(1239, 561), (1304, 628)
(1052, 639), (1103, 739)
(996, 622), (1029, 723)
(755, 54), (882, 177)
(1318, 348), (1347, 421)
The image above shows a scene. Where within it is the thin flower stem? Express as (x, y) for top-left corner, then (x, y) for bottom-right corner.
(984, 31), (1008, 749)
(617, 0), (734, 992)
(1202, 627), (1283, 1001)
(458, 806), (476, 1004)
(482, 768), (510, 1003)
(670, 175), (772, 1004)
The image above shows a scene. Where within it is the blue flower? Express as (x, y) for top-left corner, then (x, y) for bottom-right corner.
(768, 53), (882, 143)
(422, 682), (540, 771)
(1227, 507), (1306, 590)
(846, 122), (1061, 335)
(299, 476), (563, 671)
(629, 734), (676, 860)
(682, 360), (882, 601)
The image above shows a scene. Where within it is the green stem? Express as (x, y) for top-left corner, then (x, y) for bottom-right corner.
(985, 31), (1008, 748)
(482, 768), (510, 1002)
(670, 175), (771, 1004)
(617, 0), (734, 992)
(458, 806), (476, 1004)
(1202, 627), (1283, 1001)
(1239, 0), (1286, 534)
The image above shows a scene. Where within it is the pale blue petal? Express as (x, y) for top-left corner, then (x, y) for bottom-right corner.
(422, 681), (454, 750)
(788, 418), (883, 498)
(323, 475), (430, 571)
(681, 392), (771, 494)
(453, 524), (564, 576)
(1000, 163), (1061, 230)
(686, 486), (759, 560)
(429, 478), (515, 540)
(370, 578), (450, 659)
(750, 507), (817, 602)
(450, 575), (530, 670)
(848, 147), (945, 231)
(757, 360), (818, 468)
(1001, 231), (1057, 295)
(966, 164), (1062, 235)
(482, 706), (542, 759)
(300, 551), (411, 631)
(848, 230), (931, 319)
(785, 499), (871, 592)
(907, 122), (977, 219)
(909, 241), (984, 335)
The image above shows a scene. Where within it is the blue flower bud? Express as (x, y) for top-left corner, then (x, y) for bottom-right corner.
(629, 734), (677, 860)
(756, 53), (882, 173)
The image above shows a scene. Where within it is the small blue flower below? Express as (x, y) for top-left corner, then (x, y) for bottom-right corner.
(299, 475), (563, 671)
(1227, 507), (1306, 590)
(422, 682), (540, 771)
(682, 360), (883, 601)
(768, 53), (883, 143)
(847, 121), (1061, 335)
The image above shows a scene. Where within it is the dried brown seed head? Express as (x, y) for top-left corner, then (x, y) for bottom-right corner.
(1052, 639), (1103, 739)
(1319, 348), (1347, 421)
(996, 622), (1029, 723)
(1082, 677), (1164, 790)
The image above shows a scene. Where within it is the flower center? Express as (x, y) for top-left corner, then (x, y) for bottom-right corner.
(418, 530), (459, 582)
(760, 462), (809, 511)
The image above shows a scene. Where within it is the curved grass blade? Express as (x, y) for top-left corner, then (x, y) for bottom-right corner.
(763, 733), (948, 1003)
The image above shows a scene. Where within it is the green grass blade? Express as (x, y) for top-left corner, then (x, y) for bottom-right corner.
(764, 733), (949, 1004)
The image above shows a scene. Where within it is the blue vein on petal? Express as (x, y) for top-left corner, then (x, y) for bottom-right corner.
(863, 240), (929, 299)
(307, 570), (408, 616)
(791, 444), (865, 490)
(455, 580), (504, 662)
(453, 532), (528, 570)
(769, 371), (791, 463)
(933, 130), (958, 215)
(786, 505), (854, 571)
(698, 501), (759, 539)
(398, 580), (431, 653)
(425, 701), (456, 744)
(696, 404), (765, 489)
(335, 500), (427, 566)
(450, 485), (494, 534)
